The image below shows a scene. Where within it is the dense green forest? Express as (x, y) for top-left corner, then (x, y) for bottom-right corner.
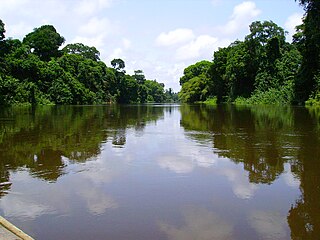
(1, 0), (318, 106)
(179, 0), (320, 105)
(0, 21), (178, 105)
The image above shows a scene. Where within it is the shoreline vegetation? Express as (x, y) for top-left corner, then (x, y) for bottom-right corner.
(0, 21), (178, 106)
(179, 0), (320, 106)
(1, 1), (319, 107)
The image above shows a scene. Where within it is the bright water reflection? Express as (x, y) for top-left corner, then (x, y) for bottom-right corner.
(0, 104), (319, 239)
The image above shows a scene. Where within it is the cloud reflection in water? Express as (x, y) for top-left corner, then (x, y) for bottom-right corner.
(159, 206), (233, 240)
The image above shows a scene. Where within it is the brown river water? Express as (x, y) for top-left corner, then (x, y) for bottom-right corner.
(0, 104), (319, 239)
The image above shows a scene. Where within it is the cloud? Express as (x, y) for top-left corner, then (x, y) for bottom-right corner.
(285, 12), (303, 41)
(5, 21), (33, 39)
(156, 28), (195, 46)
(175, 35), (219, 60)
(122, 38), (132, 49)
(79, 17), (114, 36)
(221, 1), (261, 36)
(0, 0), (28, 15)
(105, 38), (132, 63)
(75, 0), (114, 15)
(71, 35), (106, 49)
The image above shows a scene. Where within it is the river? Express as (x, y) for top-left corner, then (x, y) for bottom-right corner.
(0, 104), (319, 239)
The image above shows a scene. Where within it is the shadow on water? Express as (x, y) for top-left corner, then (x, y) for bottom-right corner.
(180, 104), (320, 239)
(0, 104), (166, 185)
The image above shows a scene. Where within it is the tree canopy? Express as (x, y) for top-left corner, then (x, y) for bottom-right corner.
(0, 19), (5, 40)
(23, 25), (65, 61)
(179, 14), (320, 105)
(62, 43), (100, 61)
(0, 21), (177, 106)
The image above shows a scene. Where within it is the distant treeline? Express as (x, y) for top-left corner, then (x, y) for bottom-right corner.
(179, 0), (320, 106)
(0, 21), (178, 105)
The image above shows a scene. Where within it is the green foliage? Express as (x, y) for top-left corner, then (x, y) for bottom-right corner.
(23, 25), (65, 61)
(236, 84), (294, 105)
(133, 70), (146, 85)
(144, 80), (165, 103)
(292, 0), (320, 103)
(245, 20), (286, 46)
(306, 72), (320, 106)
(164, 88), (179, 103)
(179, 60), (212, 103)
(62, 43), (100, 61)
(0, 20), (5, 41)
(0, 19), (171, 106)
(111, 58), (125, 72)
(179, 60), (211, 85)
(179, 76), (210, 103)
(203, 96), (217, 105)
(179, 19), (312, 105)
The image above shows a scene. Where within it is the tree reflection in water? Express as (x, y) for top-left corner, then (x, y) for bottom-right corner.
(0, 105), (165, 188)
(180, 104), (320, 238)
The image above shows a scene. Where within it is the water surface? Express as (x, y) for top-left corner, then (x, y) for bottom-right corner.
(0, 104), (319, 239)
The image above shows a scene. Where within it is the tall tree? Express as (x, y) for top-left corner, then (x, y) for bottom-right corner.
(23, 25), (65, 61)
(133, 70), (146, 84)
(111, 58), (125, 73)
(245, 20), (286, 46)
(0, 19), (5, 40)
(62, 43), (100, 61)
(295, 0), (320, 103)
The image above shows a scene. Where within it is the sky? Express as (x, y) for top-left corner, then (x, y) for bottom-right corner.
(0, 0), (304, 91)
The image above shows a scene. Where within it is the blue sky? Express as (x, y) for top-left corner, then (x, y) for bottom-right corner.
(0, 0), (304, 91)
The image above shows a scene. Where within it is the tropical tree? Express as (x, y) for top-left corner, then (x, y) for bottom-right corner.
(0, 19), (5, 40)
(133, 70), (146, 85)
(23, 25), (65, 61)
(111, 58), (125, 73)
(294, 0), (320, 103)
(62, 43), (100, 61)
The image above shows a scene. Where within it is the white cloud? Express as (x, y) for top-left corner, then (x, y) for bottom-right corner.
(5, 21), (33, 39)
(175, 35), (218, 61)
(221, 1), (261, 36)
(109, 48), (125, 61)
(156, 28), (195, 46)
(105, 40), (133, 63)
(72, 35), (106, 49)
(122, 38), (132, 49)
(285, 12), (303, 41)
(79, 17), (114, 36)
(75, 0), (114, 15)
(0, 0), (28, 15)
